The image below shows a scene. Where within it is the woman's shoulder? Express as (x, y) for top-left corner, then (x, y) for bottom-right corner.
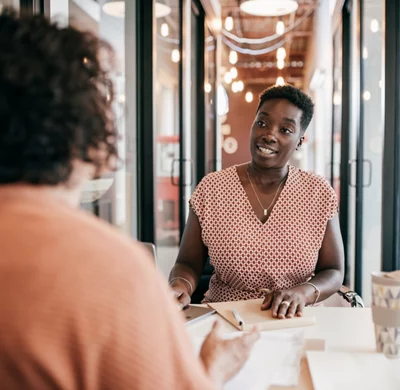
(290, 166), (334, 192)
(197, 165), (238, 188)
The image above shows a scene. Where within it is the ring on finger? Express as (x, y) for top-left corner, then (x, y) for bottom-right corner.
(280, 300), (291, 307)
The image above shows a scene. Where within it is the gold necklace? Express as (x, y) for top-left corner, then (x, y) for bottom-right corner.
(246, 168), (287, 217)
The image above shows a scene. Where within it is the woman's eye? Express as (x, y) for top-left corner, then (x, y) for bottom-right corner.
(257, 121), (266, 127)
(282, 128), (293, 134)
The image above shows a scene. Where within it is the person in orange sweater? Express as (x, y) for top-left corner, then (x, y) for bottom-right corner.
(0, 9), (259, 390)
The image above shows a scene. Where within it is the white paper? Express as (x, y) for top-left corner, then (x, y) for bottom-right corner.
(307, 351), (400, 390)
(191, 330), (304, 390)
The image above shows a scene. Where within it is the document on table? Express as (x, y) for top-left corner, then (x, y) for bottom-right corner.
(191, 329), (305, 390)
(207, 299), (316, 331)
(307, 351), (400, 390)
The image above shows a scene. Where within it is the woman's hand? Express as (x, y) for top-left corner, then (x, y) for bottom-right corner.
(200, 321), (260, 388)
(169, 279), (192, 309)
(260, 286), (308, 319)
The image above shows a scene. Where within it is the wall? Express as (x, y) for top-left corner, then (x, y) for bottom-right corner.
(222, 84), (266, 169)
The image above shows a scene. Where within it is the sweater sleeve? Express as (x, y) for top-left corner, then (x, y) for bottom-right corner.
(98, 244), (216, 390)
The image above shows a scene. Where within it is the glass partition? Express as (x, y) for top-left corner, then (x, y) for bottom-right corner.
(360, 0), (385, 303)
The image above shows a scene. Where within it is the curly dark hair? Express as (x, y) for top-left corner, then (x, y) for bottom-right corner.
(0, 9), (118, 185)
(257, 84), (314, 132)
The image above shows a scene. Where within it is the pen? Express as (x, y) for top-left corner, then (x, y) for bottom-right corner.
(232, 308), (245, 327)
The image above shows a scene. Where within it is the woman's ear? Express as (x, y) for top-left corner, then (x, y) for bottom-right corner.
(296, 136), (305, 150)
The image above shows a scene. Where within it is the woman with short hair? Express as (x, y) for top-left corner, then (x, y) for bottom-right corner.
(170, 84), (345, 320)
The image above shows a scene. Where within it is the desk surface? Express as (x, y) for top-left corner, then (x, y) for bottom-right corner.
(187, 307), (376, 390)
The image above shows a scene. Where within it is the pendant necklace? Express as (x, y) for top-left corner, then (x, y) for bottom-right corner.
(246, 168), (287, 217)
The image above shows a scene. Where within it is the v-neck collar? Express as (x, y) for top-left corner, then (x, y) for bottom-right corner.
(233, 164), (293, 226)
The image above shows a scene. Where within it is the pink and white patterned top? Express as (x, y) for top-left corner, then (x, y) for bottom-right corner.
(189, 164), (338, 302)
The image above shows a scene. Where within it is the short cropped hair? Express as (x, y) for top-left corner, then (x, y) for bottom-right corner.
(257, 85), (314, 132)
(0, 9), (118, 185)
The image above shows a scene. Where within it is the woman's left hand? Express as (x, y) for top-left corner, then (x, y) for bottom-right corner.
(260, 286), (308, 319)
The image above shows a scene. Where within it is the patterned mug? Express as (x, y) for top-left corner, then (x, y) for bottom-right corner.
(371, 272), (400, 359)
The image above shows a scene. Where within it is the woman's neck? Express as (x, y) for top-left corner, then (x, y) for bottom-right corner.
(247, 162), (289, 186)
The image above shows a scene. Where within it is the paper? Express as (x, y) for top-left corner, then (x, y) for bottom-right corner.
(208, 299), (316, 331)
(307, 351), (400, 390)
(191, 330), (305, 390)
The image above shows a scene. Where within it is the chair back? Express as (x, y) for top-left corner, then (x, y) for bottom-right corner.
(322, 286), (364, 308)
(191, 258), (214, 304)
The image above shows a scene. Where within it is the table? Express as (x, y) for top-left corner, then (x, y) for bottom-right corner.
(186, 307), (376, 390)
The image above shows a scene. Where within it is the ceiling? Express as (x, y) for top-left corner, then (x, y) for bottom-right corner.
(219, 0), (319, 88)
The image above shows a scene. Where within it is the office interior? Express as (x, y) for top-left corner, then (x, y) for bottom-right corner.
(5, 0), (400, 307)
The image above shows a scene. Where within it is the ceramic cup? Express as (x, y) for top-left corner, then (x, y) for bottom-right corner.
(371, 272), (400, 359)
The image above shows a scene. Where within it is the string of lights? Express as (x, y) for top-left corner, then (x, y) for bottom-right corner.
(222, 35), (289, 55)
(221, 7), (315, 45)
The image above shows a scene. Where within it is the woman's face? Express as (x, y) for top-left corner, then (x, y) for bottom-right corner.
(250, 98), (303, 170)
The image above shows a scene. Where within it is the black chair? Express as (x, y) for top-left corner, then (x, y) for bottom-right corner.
(191, 258), (214, 304)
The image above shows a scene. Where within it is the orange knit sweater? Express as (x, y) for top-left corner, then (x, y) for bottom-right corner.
(0, 186), (214, 390)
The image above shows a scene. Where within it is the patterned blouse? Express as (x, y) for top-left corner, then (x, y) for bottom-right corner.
(189, 164), (338, 302)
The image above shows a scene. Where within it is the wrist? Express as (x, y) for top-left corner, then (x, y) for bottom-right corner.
(291, 285), (316, 306)
(200, 356), (224, 389)
(169, 276), (193, 295)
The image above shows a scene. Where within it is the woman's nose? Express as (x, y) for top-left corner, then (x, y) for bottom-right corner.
(262, 130), (277, 143)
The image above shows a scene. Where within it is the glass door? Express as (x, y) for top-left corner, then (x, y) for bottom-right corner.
(35, 0), (137, 237)
(205, 25), (217, 174)
(331, 23), (342, 200)
(154, 0), (182, 276)
(359, 0), (384, 304)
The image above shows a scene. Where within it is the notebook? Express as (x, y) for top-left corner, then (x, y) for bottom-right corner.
(207, 298), (316, 331)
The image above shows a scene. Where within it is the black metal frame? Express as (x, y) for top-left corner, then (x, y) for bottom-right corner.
(382, 0), (400, 272)
(354, 0), (364, 295)
(19, 0), (43, 15)
(194, 1), (206, 184)
(136, 0), (155, 243)
(339, 0), (352, 286)
(178, 0), (185, 239)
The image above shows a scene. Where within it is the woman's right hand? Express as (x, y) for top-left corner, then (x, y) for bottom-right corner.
(170, 283), (191, 309)
(199, 321), (260, 388)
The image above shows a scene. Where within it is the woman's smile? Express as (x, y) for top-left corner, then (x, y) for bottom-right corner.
(256, 144), (278, 157)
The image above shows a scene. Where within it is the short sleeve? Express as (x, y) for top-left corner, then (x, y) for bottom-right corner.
(189, 176), (208, 225)
(326, 185), (338, 220)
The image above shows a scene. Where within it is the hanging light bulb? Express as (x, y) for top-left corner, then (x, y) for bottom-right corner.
(276, 19), (285, 35)
(245, 91), (253, 103)
(363, 90), (371, 101)
(370, 19), (379, 33)
(171, 49), (180, 63)
(333, 91), (341, 106)
(224, 72), (233, 84)
(229, 50), (238, 65)
(225, 14), (234, 31)
(205, 82), (212, 93)
(276, 47), (286, 60)
(276, 76), (285, 86)
(161, 23), (169, 37)
(230, 67), (238, 79)
(237, 80), (244, 91)
(277, 59), (285, 70)
(231, 81), (239, 93)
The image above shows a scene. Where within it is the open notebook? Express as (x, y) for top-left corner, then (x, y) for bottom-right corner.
(207, 298), (316, 331)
